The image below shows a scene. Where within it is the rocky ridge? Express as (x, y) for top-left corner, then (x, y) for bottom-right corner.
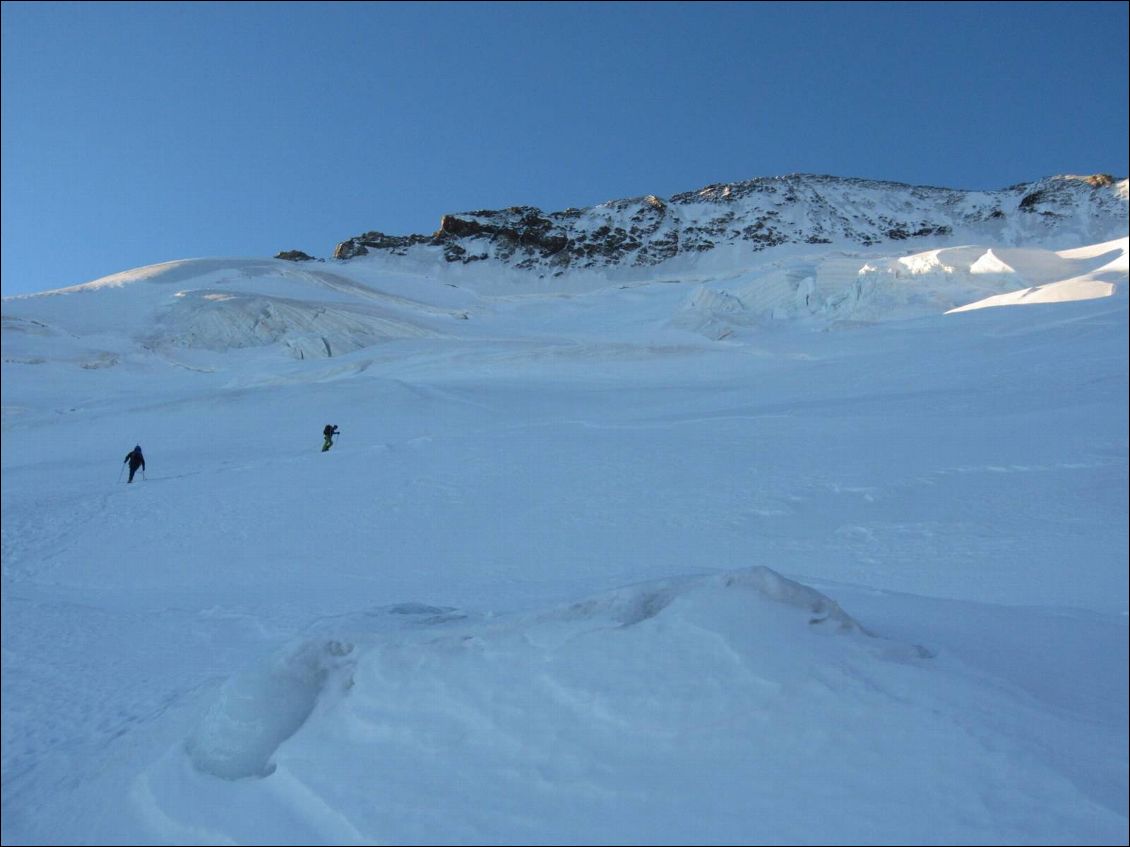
(327, 173), (1129, 275)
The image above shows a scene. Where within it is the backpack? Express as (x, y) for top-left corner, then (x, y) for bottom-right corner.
(324, 424), (335, 438)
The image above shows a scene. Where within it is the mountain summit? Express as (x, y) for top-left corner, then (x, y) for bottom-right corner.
(330, 173), (1129, 273)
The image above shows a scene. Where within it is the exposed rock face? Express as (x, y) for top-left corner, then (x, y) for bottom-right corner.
(333, 231), (431, 261)
(275, 250), (317, 262)
(331, 174), (1129, 274)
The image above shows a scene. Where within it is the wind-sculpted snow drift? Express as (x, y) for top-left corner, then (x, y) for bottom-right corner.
(181, 567), (927, 783)
(145, 563), (1122, 846)
(186, 639), (357, 780)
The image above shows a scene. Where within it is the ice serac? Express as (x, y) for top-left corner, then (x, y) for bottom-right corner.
(332, 174), (1129, 273)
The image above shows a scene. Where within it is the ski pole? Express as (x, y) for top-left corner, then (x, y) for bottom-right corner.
(118, 463), (125, 483)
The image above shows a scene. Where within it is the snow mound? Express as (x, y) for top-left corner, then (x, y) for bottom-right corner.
(178, 567), (925, 785)
(186, 639), (356, 780)
(176, 566), (917, 786)
(542, 565), (868, 633)
(2, 257), (472, 363)
(144, 567), (941, 840)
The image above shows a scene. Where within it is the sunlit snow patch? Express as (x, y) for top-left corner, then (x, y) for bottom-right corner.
(671, 238), (1127, 336)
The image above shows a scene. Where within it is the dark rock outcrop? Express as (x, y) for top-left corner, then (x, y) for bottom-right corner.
(330, 174), (1128, 275)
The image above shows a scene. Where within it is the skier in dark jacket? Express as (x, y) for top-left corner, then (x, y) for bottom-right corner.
(123, 445), (145, 482)
(322, 425), (340, 452)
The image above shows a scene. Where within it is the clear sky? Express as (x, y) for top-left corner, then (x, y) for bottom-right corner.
(2, 0), (1127, 296)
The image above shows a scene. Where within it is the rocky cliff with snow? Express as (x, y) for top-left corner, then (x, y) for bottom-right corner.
(4, 172), (1127, 364)
(331, 174), (1128, 273)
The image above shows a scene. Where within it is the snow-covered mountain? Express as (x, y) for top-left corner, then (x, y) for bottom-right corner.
(2, 173), (1127, 846)
(331, 173), (1129, 272)
(4, 173), (1127, 366)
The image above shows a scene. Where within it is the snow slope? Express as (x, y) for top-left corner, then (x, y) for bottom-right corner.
(2, 232), (1127, 845)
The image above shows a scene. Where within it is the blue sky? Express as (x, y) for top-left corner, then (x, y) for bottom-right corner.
(2, 1), (1127, 296)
